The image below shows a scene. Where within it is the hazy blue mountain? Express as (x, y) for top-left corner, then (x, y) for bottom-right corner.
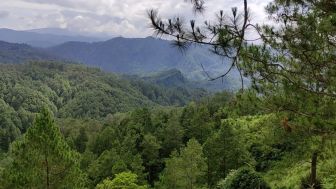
(0, 41), (61, 64)
(139, 69), (242, 92)
(49, 37), (241, 90)
(0, 28), (104, 47)
(26, 28), (83, 36)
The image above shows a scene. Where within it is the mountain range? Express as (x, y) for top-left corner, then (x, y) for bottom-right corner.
(0, 28), (106, 47)
(0, 28), (242, 91)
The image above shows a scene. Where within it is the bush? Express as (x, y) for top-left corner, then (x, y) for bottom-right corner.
(216, 167), (270, 189)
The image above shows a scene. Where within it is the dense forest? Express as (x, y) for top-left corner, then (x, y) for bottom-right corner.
(0, 0), (335, 188)
(1, 86), (335, 188)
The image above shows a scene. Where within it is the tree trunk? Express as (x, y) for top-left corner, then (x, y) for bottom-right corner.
(45, 156), (50, 189)
(310, 151), (318, 188)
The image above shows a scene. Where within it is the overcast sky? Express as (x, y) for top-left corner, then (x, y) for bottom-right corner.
(0, 0), (272, 38)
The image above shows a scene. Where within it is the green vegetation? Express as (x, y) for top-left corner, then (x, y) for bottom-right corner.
(0, 0), (335, 188)
(96, 172), (148, 189)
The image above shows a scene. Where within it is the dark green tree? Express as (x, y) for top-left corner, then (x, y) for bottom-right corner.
(140, 134), (161, 186)
(203, 123), (251, 187)
(74, 127), (88, 153)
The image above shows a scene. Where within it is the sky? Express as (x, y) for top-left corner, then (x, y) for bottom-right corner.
(0, 0), (272, 38)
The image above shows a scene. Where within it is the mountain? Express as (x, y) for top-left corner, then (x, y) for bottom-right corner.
(25, 28), (113, 39)
(141, 69), (188, 87)
(0, 41), (61, 64)
(49, 37), (241, 90)
(140, 68), (242, 92)
(0, 28), (104, 47)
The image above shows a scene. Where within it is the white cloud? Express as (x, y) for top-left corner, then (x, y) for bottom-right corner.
(0, 0), (272, 37)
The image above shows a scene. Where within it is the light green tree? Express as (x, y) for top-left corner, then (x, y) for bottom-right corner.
(96, 172), (147, 189)
(160, 138), (207, 189)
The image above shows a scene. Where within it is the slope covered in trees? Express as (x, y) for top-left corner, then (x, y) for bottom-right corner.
(0, 41), (60, 64)
(0, 61), (206, 151)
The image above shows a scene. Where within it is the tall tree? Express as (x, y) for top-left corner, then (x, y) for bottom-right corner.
(160, 138), (207, 189)
(203, 123), (251, 187)
(1, 108), (86, 189)
(140, 134), (161, 186)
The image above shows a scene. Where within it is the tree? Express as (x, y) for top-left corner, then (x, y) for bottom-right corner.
(203, 123), (251, 187)
(160, 138), (207, 189)
(241, 1), (336, 187)
(180, 103), (213, 143)
(96, 172), (147, 189)
(74, 127), (88, 153)
(0, 99), (21, 152)
(140, 134), (161, 185)
(1, 108), (86, 189)
(157, 111), (185, 158)
(88, 122), (145, 185)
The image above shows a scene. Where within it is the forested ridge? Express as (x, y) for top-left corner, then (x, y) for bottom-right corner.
(0, 61), (206, 152)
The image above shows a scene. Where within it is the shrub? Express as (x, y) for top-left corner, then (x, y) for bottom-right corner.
(216, 167), (270, 189)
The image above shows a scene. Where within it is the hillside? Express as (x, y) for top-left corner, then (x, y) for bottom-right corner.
(0, 41), (60, 64)
(140, 68), (243, 92)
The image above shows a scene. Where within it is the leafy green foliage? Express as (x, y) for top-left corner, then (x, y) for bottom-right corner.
(96, 172), (147, 189)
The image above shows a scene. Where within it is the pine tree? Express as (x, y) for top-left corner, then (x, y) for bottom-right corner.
(2, 108), (86, 189)
(150, 1), (336, 187)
